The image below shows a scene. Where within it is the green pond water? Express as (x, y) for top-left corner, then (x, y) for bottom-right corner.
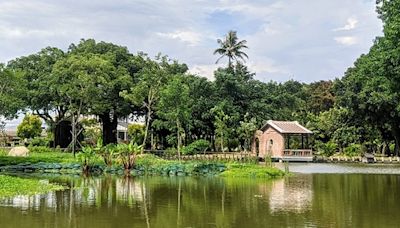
(1, 163), (400, 228)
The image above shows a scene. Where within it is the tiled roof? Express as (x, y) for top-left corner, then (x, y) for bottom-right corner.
(261, 120), (313, 134)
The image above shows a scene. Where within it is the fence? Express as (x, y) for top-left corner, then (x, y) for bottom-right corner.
(144, 150), (259, 163)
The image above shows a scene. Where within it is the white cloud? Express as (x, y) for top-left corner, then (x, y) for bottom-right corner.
(156, 30), (203, 46)
(189, 64), (222, 80)
(334, 36), (357, 45)
(334, 17), (358, 31)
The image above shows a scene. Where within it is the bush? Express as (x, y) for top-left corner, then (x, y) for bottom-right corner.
(317, 140), (337, 157)
(17, 114), (42, 139)
(182, 139), (210, 155)
(164, 147), (177, 156)
(344, 143), (362, 157)
(77, 146), (97, 173)
(127, 124), (145, 144)
(0, 148), (8, 156)
(28, 146), (62, 154)
(29, 137), (50, 147)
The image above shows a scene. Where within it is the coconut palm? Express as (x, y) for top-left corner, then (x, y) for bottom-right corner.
(214, 30), (249, 67)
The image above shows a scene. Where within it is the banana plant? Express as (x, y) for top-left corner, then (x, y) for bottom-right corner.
(98, 144), (117, 167)
(116, 142), (142, 174)
(77, 146), (97, 173)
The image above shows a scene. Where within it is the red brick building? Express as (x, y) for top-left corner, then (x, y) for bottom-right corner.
(252, 120), (313, 162)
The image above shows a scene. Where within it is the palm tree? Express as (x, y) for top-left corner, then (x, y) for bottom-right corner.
(214, 30), (249, 67)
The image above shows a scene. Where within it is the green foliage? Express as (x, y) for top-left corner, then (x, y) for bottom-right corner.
(0, 175), (65, 197)
(220, 163), (285, 178)
(0, 64), (26, 119)
(29, 137), (50, 147)
(343, 144), (362, 157)
(115, 142), (142, 171)
(182, 139), (210, 155)
(77, 146), (97, 173)
(317, 140), (338, 157)
(211, 102), (231, 152)
(28, 146), (61, 154)
(0, 148), (8, 156)
(81, 118), (101, 146)
(97, 143), (116, 167)
(17, 114), (42, 139)
(238, 113), (258, 151)
(127, 124), (145, 144)
(157, 76), (191, 157)
(214, 30), (249, 67)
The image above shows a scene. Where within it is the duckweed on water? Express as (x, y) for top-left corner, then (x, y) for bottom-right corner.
(0, 175), (65, 197)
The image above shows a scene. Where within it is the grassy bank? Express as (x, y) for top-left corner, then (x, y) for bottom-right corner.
(220, 163), (286, 178)
(0, 148), (286, 179)
(0, 175), (65, 197)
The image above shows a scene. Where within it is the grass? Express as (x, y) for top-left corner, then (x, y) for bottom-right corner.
(0, 175), (65, 197)
(0, 151), (76, 166)
(220, 163), (286, 178)
(0, 148), (286, 179)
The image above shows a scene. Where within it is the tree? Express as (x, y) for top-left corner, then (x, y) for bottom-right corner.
(0, 63), (26, 119)
(238, 113), (258, 152)
(121, 54), (176, 151)
(68, 39), (139, 144)
(17, 114), (42, 139)
(214, 30), (249, 67)
(127, 124), (145, 144)
(157, 76), (191, 160)
(7, 47), (67, 146)
(52, 53), (118, 154)
(211, 102), (231, 152)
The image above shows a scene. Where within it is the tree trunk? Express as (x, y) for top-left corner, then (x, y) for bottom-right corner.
(392, 125), (400, 156)
(100, 112), (118, 145)
(141, 108), (151, 153)
(177, 118), (181, 161)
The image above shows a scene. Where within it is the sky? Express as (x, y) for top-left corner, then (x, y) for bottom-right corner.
(0, 0), (383, 83)
(0, 0), (383, 129)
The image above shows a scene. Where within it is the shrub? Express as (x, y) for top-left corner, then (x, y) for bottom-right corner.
(164, 147), (177, 156)
(317, 140), (337, 157)
(115, 142), (142, 173)
(28, 146), (62, 154)
(97, 143), (118, 167)
(0, 148), (8, 156)
(344, 143), (362, 157)
(17, 114), (42, 139)
(77, 146), (97, 173)
(29, 137), (50, 147)
(182, 139), (210, 155)
(127, 124), (145, 144)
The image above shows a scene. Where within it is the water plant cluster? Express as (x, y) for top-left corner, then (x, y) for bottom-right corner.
(0, 146), (286, 179)
(0, 175), (64, 197)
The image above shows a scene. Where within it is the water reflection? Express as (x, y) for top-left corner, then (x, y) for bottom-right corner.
(269, 175), (312, 213)
(0, 172), (400, 227)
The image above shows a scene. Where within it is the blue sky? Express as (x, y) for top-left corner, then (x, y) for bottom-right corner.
(0, 0), (382, 83)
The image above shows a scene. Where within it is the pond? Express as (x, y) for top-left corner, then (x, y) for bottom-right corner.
(1, 163), (400, 227)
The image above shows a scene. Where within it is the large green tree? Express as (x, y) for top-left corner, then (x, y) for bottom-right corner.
(157, 76), (191, 159)
(0, 63), (25, 119)
(68, 39), (139, 144)
(336, 0), (400, 155)
(7, 47), (66, 129)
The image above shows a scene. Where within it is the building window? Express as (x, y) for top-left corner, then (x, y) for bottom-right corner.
(270, 139), (273, 145)
(118, 132), (125, 140)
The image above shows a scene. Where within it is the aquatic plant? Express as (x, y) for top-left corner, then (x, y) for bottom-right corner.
(77, 146), (97, 173)
(116, 142), (142, 174)
(0, 175), (64, 197)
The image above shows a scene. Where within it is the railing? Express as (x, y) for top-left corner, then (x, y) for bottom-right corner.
(283, 149), (312, 157)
